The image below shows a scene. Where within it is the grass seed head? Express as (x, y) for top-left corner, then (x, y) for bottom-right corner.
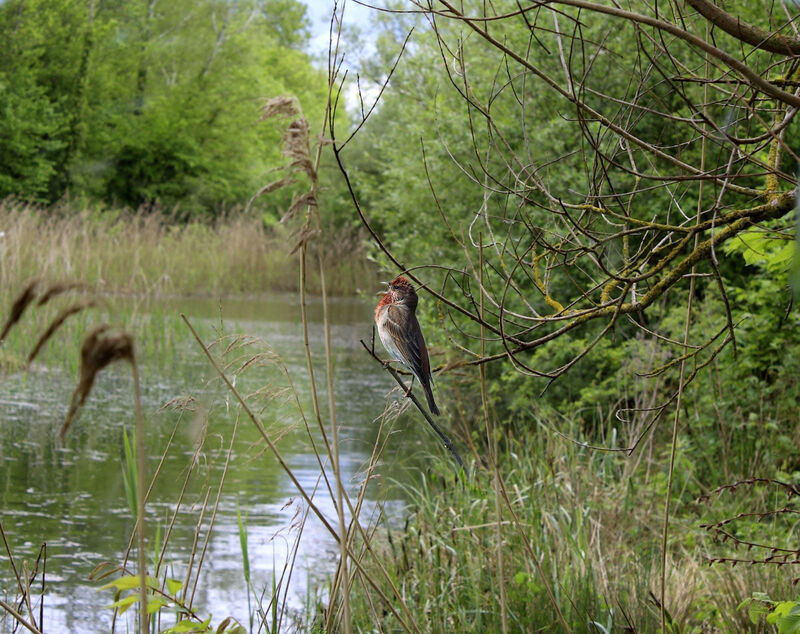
(0, 279), (39, 343)
(259, 95), (299, 120)
(36, 282), (86, 306)
(60, 325), (135, 438)
(28, 301), (97, 364)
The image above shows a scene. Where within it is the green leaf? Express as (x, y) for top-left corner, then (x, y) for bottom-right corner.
(216, 617), (247, 633)
(769, 602), (800, 634)
(146, 597), (168, 614)
(748, 600), (770, 625)
(237, 505), (250, 584)
(104, 594), (139, 615)
(166, 578), (184, 595)
(779, 614), (800, 634)
(163, 618), (212, 633)
(769, 601), (800, 627)
(215, 617), (232, 633)
(99, 574), (159, 592)
(121, 427), (138, 518)
(774, 601), (797, 618)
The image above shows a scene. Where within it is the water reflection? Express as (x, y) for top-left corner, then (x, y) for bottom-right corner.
(0, 293), (429, 632)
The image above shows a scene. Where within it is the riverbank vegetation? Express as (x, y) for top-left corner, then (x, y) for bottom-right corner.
(0, 0), (327, 215)
(0, 201), (373, 297)
(2, 0), (800, 632)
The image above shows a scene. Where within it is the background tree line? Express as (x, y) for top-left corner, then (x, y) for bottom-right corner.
(0, 0), (338, 220)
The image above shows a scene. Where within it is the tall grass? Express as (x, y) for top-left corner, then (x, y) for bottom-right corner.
(344, 425), (796, 633)
(0, 200), (375, 297)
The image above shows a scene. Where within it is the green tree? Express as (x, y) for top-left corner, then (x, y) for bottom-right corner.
(0, 0), (92, 200)
(330, 3), (800, 630)
(338, 0), (799, 426)
(0, 0), (333, 216)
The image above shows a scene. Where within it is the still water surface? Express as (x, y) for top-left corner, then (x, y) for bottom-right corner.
(0, 294), (428, 632)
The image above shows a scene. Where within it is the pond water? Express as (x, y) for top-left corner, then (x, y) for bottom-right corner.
(0, 293), (433, 632)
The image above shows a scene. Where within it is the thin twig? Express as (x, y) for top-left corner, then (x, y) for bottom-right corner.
(0, 598), (42, 634)
(359, 336), (466, 473)
(131, 357), (148, 634)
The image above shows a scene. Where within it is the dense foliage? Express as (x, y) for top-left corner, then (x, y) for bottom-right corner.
(338, 1), (800, 480)
(0, 0), (333, 218)
(331, 2), (800, 630)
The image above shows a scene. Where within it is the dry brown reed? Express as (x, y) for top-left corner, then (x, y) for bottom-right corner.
(59, 325), (135, 438)
(35, 282), (87, 306)
(254, 96), (320, 253)
(1, 281), (151, 633)
(0, 200), (374, 297)
(27, 301), (97, 364)
(0, 279), (39, 343)
(0, 279), (98, 373)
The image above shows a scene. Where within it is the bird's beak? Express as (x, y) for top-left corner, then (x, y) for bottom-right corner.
(376, 281), (390, 295)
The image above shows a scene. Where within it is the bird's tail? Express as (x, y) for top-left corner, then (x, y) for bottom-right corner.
(422, 382), (440, 416)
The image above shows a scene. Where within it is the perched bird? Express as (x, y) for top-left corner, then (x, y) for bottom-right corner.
(374, 276), (440, 416)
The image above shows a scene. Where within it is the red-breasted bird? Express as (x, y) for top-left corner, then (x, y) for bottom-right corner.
(374, 276), (440, 416)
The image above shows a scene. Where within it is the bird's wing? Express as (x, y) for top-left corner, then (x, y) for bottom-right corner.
(384, 305), (431, 384)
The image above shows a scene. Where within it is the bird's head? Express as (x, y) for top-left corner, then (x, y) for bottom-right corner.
(380, 276), (418, 307)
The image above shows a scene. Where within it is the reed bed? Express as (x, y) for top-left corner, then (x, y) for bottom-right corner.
(0, 200), (374, 298)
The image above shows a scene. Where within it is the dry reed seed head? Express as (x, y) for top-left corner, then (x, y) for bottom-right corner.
(36, 281), (87, 306)
(282, 192), (318, 224)
(260, 95), (299, 120)
(289, 225), (319, 254)
(253, 176), (297, 199)
(0, 279), (40, 343)
(60, 325), (135, 438)
(283, 119), (315, 180)
(28, 301), (97, 364)
(88, 561), (124, 583)
(79, 324), (135, 380)
(158, 395), (196, 412)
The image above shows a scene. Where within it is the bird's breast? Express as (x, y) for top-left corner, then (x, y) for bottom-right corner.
(375, 304), (405, 364)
